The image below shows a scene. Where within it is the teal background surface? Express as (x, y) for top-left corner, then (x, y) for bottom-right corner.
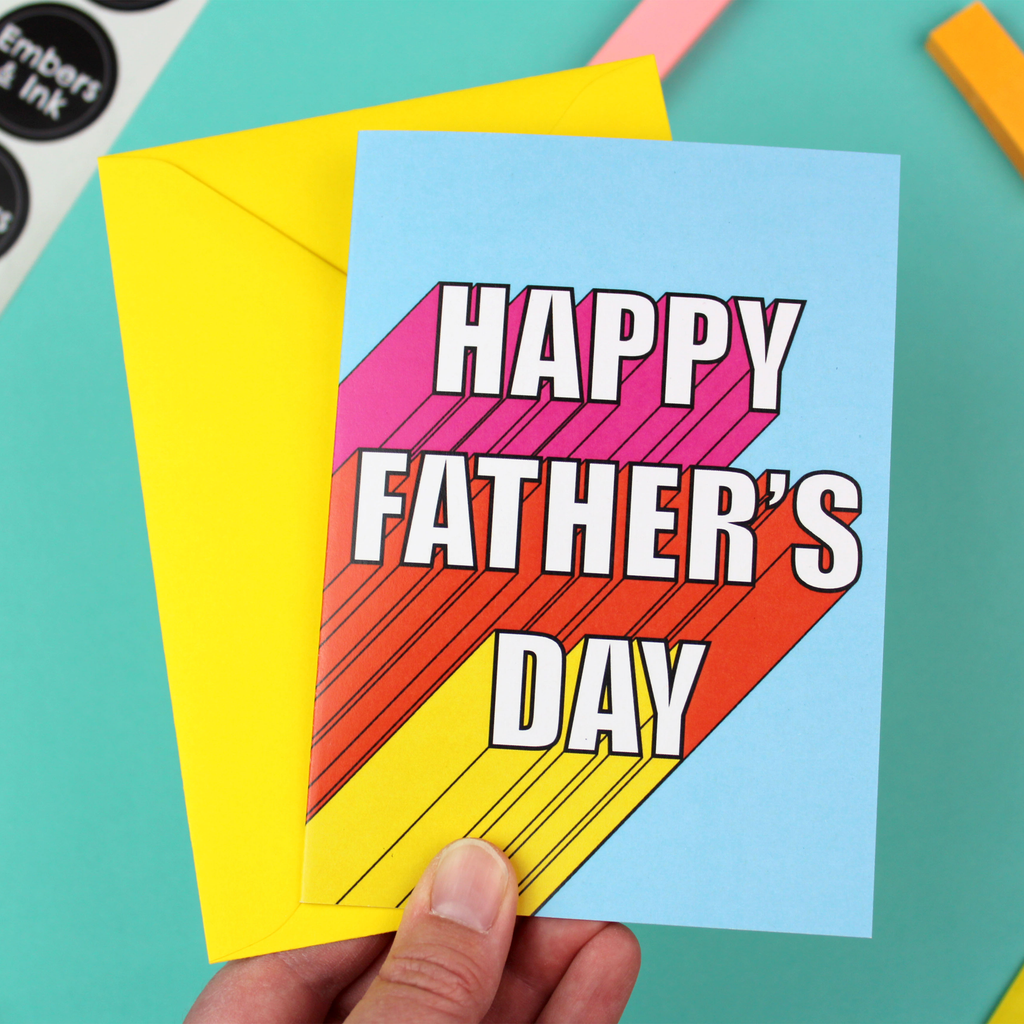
(1, 1), (1022, 1020)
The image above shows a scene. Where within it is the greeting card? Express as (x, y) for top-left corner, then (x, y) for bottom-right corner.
(302, 131), (899, 938)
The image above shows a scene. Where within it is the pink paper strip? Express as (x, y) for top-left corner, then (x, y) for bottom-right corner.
(589, 0), (733, 79)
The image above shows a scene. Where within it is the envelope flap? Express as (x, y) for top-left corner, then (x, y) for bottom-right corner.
(124, 57), (669, 273)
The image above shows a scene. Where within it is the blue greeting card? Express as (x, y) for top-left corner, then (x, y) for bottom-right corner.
(301, 131), (899, 939)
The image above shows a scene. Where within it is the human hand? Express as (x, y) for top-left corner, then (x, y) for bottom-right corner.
(186, 838), (641, 1023)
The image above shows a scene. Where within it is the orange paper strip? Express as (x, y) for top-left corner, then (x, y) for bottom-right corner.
(927, 2), (1024, 180)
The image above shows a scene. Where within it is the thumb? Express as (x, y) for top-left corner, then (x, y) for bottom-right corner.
(346, 839), (518, 1024)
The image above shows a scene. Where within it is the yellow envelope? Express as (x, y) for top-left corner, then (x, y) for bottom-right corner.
(99, 58), (671, 963)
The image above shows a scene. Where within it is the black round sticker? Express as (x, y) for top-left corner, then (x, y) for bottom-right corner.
(89, 0), (172, 8)
(0, 4), (117, 140)
(0, 143), (29, 257)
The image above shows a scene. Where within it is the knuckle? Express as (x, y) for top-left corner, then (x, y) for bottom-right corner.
(378, 943), (488, 1016)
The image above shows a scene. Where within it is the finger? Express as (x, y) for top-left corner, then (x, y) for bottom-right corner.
(185, 932), (390, 1024)
(346, 838), (518, 1024)
(325, 938), (392, 1021)
(482, 917), (611, 1023)
(537, 922), (641, 1024)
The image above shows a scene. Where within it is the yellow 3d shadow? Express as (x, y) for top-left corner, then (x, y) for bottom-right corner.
(302, 635), (681, 912)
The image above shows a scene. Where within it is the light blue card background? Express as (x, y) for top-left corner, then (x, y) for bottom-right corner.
(341, 131), (900, 938)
